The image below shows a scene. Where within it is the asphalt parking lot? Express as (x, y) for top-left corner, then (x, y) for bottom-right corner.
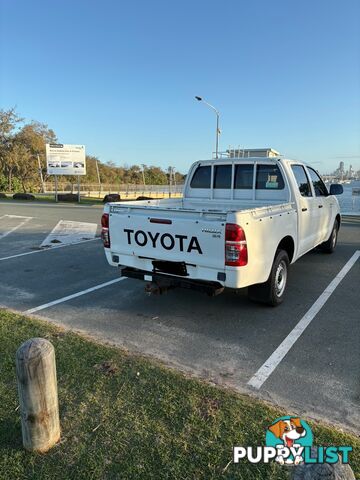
(1, 201), (359, 433)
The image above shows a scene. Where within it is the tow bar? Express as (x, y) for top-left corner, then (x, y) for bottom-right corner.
(120, 267), (224, 297)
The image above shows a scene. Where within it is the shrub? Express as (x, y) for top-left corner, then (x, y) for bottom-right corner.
(103, 194), (121, 203)
(58, 193), (78, 202)
(12, 193), (35, 200)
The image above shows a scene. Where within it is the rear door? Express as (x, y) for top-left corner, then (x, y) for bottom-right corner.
(306, 167), (332, 244)
(291, 165), (320, 255)
(109, 206), (226, 270)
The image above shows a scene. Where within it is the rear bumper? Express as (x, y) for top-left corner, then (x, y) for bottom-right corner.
(120, 267), (224, 296)
(105, 249), (255, 289)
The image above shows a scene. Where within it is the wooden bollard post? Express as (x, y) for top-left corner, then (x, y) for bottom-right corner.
(16, 338), (60, 453)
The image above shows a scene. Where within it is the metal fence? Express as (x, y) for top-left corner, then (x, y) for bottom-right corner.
(43, 183), (184, 199)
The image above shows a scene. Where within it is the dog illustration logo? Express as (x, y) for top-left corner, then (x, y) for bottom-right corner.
(265, 416), (313, 465)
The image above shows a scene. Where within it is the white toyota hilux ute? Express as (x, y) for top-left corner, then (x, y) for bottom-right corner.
(101, 156), (343, 306)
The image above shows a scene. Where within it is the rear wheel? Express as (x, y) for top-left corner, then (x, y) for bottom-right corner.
(248, 249), (289, 307)
(320, 219), (339, 253)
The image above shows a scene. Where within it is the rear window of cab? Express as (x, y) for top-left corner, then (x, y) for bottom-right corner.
(190, 163), (284, 190)
(190, 165), (211, 188)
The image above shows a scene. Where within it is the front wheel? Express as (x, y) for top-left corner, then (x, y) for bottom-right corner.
(248, 249), (289, 307)
(320, 219), (339, 253)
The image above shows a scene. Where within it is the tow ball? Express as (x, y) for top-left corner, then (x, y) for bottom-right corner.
(145, 281), (175, 296)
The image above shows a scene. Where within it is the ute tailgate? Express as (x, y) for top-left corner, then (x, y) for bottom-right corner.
(109, 207), (226, 270)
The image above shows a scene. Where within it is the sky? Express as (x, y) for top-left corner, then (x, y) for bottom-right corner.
(1, 0), (359, 174)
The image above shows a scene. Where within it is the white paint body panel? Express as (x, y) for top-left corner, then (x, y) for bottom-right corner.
(103, 158), (341, 289)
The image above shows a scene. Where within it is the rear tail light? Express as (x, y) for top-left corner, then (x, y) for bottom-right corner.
(225, 223), (247, 266)
(101, 213), (110, 248)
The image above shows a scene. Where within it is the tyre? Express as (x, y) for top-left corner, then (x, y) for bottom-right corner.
(248, 249), (289, 307)
(320, 219), (339, 254)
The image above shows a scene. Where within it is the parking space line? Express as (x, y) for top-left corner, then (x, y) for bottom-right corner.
(2, 214), (33, 218)
(26, 277), (126, 314)
(248, 250), (360, 390)
(0, 237), (101, 261)
(0, 216), (33, 239)
(40, 220), (98, 247)
(0, 214), (32, 220)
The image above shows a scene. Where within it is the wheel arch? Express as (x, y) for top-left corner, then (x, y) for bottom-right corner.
(335, 213), (341, 230)
(277, 236), (295, 263)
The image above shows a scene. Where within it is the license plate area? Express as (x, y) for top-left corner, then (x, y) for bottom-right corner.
(152, 260), (188, 276)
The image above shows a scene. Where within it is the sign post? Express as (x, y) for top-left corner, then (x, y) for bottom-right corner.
(77, 176), (81, 203)
(54, 175), (58, 202)
(46, 144), (86, 202)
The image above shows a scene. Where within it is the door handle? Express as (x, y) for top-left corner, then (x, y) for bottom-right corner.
(302, 208), (308, 212)
(318, 205), (323, 208)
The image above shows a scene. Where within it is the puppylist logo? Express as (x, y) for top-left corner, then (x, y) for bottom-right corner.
(233, 416), (352, 466)
(266, 416), (312, 465)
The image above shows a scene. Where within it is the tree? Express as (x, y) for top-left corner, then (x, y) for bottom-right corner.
(16, 121), (57, 188)
(84, 155), (100, 184)
(16, 121), (56, 153)
(0, 108), (23, 191)
(144, 166), (168, 185)
(128, 165), (142, 184)
(0, 107), (23, 143)
(5, 142), (33, 192)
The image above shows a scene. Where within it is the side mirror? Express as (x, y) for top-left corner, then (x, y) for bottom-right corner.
(329, 184), (343, 195)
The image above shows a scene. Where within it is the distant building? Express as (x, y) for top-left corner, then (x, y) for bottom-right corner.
(331, 161), (359, 180)
(333, 161), (346, 179)
(348, 164), (354, 178)
(227, 148), (280, 158)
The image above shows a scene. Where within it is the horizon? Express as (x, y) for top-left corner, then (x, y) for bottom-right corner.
(1, 0), (359, 174)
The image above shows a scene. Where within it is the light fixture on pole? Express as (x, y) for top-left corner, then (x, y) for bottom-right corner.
(195, 96), (220, 159)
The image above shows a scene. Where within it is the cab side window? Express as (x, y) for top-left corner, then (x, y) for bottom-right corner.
(190, 166), (211, 188)
(291, 165), (312, 197)
(214, 165), (232, 189)
(307, 168), (328, 196)
(256, 164), (285, 190)
(234, 164), (254, 189)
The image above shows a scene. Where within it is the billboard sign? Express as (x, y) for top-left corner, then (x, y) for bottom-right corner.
(46, 144), (86, 175)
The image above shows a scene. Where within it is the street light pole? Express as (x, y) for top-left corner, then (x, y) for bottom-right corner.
(168, 167), (171, 198)
(95, 159), (102, 198)
(195, 96), (220, 159)
(141, 164), (146, 186)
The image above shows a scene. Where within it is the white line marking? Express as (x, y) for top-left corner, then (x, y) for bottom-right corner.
(0, 202), (102, 209)
(26, 277), (126, 314)
(0, 216), (33, 239)
(40, 220), (98, 247)
(248, 250), (360, 390)
(0, 237), (100, 261)
(2, 214), (33, 219)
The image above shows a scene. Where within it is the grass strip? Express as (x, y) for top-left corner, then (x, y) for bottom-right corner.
(0, 309), (358, 479)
